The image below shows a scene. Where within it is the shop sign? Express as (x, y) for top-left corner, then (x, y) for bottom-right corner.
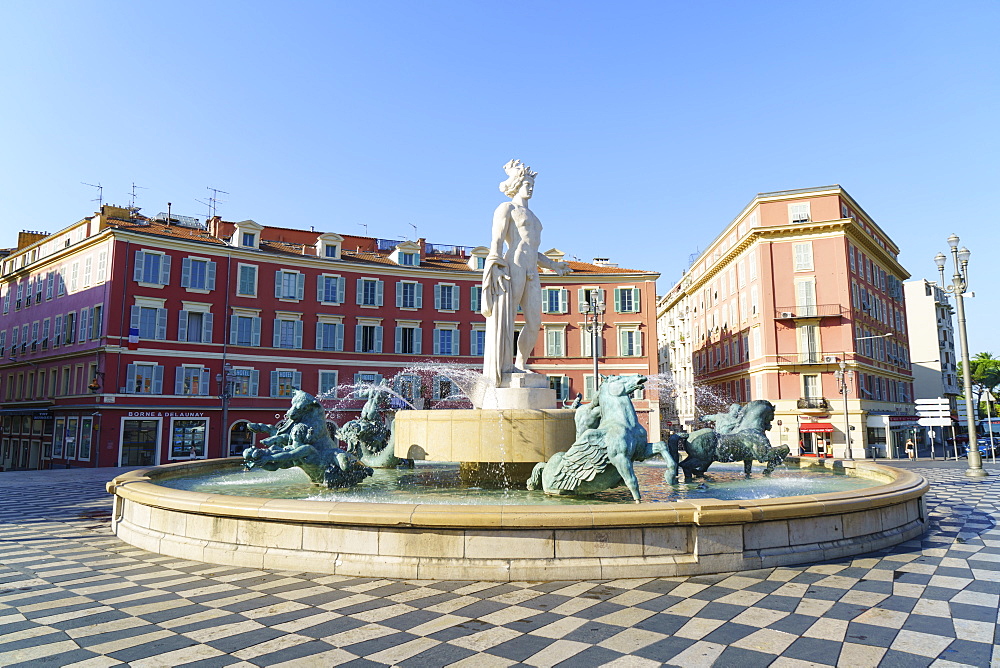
(127, 411), (206, 418)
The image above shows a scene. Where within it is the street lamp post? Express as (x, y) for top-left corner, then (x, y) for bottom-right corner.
(935, 234), (988, 478)
(834, 360), (854, 460)
(580, 291), (605, 397)
(217, 363), (233, 457)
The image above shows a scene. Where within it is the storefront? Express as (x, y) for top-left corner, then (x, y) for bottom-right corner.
(798, 422), (835, 457)
(0, 409), (54, 471)
(866, 413), (919, 458)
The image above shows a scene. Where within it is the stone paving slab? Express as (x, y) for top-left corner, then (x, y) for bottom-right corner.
(0, 464), (998, 667)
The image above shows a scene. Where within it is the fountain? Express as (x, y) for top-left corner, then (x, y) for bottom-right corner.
(106, 160), (928, 580)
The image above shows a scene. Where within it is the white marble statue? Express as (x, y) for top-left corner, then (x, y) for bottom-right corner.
(481, 160), (571, 386)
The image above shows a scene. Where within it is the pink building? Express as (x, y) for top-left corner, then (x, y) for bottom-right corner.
(658, 186), (916, 459)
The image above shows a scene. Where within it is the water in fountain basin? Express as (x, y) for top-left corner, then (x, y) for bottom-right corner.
(159, 461), (879, 505)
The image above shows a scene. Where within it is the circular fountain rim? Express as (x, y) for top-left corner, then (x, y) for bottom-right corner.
(107, 457), (927, 529)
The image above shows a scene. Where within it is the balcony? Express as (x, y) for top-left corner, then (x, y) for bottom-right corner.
(776, 353), (839, 365)
(774, 305), (846, 319)
(797, 397), (829, 411)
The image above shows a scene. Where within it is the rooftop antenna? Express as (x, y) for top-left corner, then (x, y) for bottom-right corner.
(81, 182), (103, 208)
(127, 182), (147, 214)
(409, 223), (418, 240)
(358, 223), (368, 236)
(195, 186), (229, 219)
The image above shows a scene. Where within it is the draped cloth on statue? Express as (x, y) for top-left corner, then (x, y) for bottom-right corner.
(481, 254), (514, 387)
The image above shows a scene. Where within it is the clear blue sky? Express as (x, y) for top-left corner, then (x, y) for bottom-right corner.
(1, 1), (998, 353)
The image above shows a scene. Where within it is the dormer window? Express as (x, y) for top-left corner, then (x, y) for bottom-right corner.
(234, 220), (263, 250)
(400, 253), (417, 266)
(468, 246), (489, 271)
(390, 241), (421, 267)
(325, 244), (338, 258)
(242, 232), (256, 247)
(315, 232), (344, 260)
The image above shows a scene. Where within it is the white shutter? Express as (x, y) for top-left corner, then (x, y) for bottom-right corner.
(133, 251), (144, 281)
(202, 313), (213, 343)
(395, 326), (403, 353)
(273, 319), (281, 347)
(229, 315), (239, 345)
(178, 311), (189, 341)
(159, 255), (171, 285)
(250, 370), (259, 396)
(200, 368), (210, 395)
(152, 366), (164, 394)
(434, 285), (441, 310)
(293, 371), (302, 389)
(270, 371), (279, 397)
(335, 323), (344, 351)
(560, 289), (568, 314)
(206, 261), (216, 290)
(316, 322), (324, 350)
(374, 326), (383, 352)
(355, 325), (363, 352)
(294, 321), (303, 349)
(126, 364), (136, 392)
(251, 317), (261, 346)
(413, 327), (422, 354)
(156, 309), (167, 340)
(175, 366), (185, 395)
(433, 329), (440, 355)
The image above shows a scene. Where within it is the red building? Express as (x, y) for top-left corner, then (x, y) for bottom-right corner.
(0, 206), (659, 470)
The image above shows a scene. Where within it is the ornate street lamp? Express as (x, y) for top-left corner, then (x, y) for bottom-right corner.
(580, 291), (605, 397)
(935, 235), (988, 477)
(217, 363), (234, 457)
(834, 360), (854, 460)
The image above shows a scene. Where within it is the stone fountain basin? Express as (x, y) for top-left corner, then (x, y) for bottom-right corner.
(106, 457), (927, 581)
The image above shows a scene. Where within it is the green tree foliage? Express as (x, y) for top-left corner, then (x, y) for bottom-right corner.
(958, 352), (1000, 420)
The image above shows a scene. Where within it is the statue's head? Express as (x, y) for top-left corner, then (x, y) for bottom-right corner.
(499, 159), (537, 198)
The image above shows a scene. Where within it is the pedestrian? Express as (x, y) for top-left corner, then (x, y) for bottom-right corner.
(905, 439), (915, 461)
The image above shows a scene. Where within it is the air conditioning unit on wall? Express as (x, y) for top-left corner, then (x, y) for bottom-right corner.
(823, 356), (838, 363)
(780, 311), (795, 318)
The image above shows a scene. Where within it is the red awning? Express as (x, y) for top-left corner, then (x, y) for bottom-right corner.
(799, 423), (835, 433)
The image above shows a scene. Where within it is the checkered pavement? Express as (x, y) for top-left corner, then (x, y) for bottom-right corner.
(1, 464), (998, 667)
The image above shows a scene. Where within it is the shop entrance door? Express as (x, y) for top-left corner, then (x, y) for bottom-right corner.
(121, 420), (159, 466)
(229, 422), (255, 457)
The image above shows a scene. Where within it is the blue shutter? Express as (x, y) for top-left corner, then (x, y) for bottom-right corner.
(293, 371), (302, 389)
(202, 313), (213, 343)
(133, 251), (144, 282)
(270, 371), (279, 397)
(229, 315), (239, 345)
(433, 329), (440, 355)
(78, 307), (90, 341)
(335, 323), (344, 351)
(206, 261), (217, 290)
(396, 281), (403, 307)
(156, 309), (167, 340)
(178, 311), (189, 341)
(181, 258), (191, 288)
(434, 285), (441, 309)
(275, 270), (283, 298)
(159, 255), (171, 285)
(395, 326), (402, 353)
(200, 368), (210, 395)
(356, 278), (363, 305)
(294, 321), (303, 349)
(415, 283), (423, 308)
(152, 365), (164, 394)
(452, 329), (460, 356)
(453, 286), (460, 310)
(249, 370), (259, 396)
(355, 325), (363, 352)
(374, 326), (383, 353)
(251, 317), (261, 346)
(337, 277), (345, 304)
(126, 364), (136, 392)
(296, 274), (305, 300)
(316, 322), (324, 350)
(273, 319), (280, 347)
(317, 276), (326, 302)
(376, 280), (384, 306)
(175, 366), (185, 395)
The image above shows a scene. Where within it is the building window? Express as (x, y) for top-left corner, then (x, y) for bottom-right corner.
(581, 327), (603, 357)
(324, 244), (339, 259)
(614, 288), (641, 313)
(396, 281), (422, 309)
(170, 419), (207, 459)
(394, 374), (420, 402)
(355, 323), (383, 353)
(788, 202), (811, 223)
(395, 325), (422, 354)
(318, 370), (339, 396)
(132, 305), (167, 340)
(231, 314), (261, 347)
(356, 278), (383, 307)
(577, 287), (606, 311)
(63, 313), (75, 345)
(435, 284), (458, 311)
(275, 270), (305, 300)
(134, 250), (170, 285)
(317, 321), (345, 351)
(237, 265), (257, 296)
(583, 375), (596, 401)
(799, 324), (819, 364)
(128, 363), (163, 394)
(434, 327), (458, 355)
(318, 276), (345, 304)
(470, 329), (485, 356)
(175, 366), (210, 395)
(432, 376), (456, 400)
(545, 327), (565, 357)
(618, 327), (643, 357)
(270, 370), (302, 397)
(230, 368), (258, 396)
(543, 288), (568, 314)
(274, 318), (303, 349)
(549, 375), (570, 401)
(179, 310), (213, 343)
(793, 242), (814, 271)
(181, 258), (216, 291)
(399, 252), (417, 266)
(242, 232), (256, 247)
(802, 374), (820, 399)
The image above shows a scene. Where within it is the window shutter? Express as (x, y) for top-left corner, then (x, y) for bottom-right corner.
(356, 278), (364, 305)
(452, 330), (460, 356)
(160, 255), (171, 285)
(270, 371), (279, 397)
(413, 327), (422, 354)
(434, 285), (441, 310)
(453, 286), (460, 309)
(395, 326), (403, 353)
(396, 281), (404, 308)
(334, 324), (343, 351)
(249, 370), (259, 396)
(181, 258), (191, 288)
(206, 261), (216, 290)
(337, 277), (345, 304)
(376, 280), (384, 306)
(415, 283), (423, 308)
(632, 288), (641, 313)
(433, 377), (441, 400)
(636, 331), (643, 356)
(178, 311), (189, 341)
(78, 307), (90, 341)
(560, 289), (568, 313)
(202, 313), (213, 342)
(230, 315), (239, 344)
(296, 273), (305, 300)
(318, 277), (326, 302)
(273, 319), (280, 347)
(316, 322), (324, 350)
(433, 329), (440, 355)
(374, 326), (383, 352)
(152, 365), (164, 394)
(126, 364), (136, 392)
(175, 366), (185, 395)
(133, 251), (144, 281)
(355, 325), (363, 352)
(470, 286), (479, 313)
(293, 371), (302, 389)
(200, 368), (210, 395)
(275, 271), (283, 298)
(614, 288), (622, 313)
(251, 317), (261, 346)
(156, 309), (167, 340)
(294, 321), (303, 349)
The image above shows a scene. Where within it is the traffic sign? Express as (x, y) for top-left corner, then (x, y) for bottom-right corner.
(918, 417), (952, 427)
